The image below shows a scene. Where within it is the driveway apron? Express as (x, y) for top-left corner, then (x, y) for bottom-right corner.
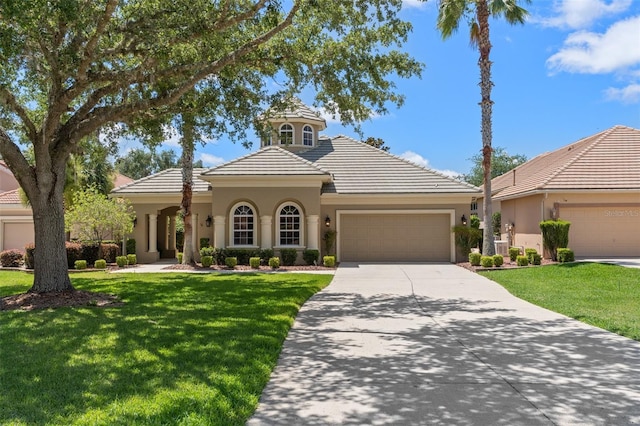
(248, 263), (640, 425)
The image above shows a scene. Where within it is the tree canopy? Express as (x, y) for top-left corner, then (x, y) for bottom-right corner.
(0, 0), (422, 292)
(464, 146), (527, 186)
(362, 137), (391, 152)
(114, 148), (203, 180)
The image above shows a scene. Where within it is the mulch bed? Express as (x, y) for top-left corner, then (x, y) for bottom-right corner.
(457, 258), (557, 272)
(164, 264), (335, 272)
(0, 290), (123, 312)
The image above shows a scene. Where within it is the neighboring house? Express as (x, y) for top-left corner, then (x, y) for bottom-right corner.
(112, 100), (481, 264)
(0, 161), (134, 252)
(491, 125), (640, 258)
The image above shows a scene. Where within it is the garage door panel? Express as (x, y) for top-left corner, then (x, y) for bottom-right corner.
(340, 213), (451, 262)
(3, 222), (35, 251)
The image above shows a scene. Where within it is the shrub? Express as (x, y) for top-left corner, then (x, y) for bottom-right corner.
(525, 248), (537, 264)
(480, 256), (494, 268)
(492, 212), (501, 237)
(531, 253), (542, 265)
(323, 229), (337, 255)
(469, 252), (482, 266)
(201, 256), (214, 267)
(200, 238), (210, 248)
(100, 243), (120, 263)
(126, 238), (136, 256)
(24, 243), (35, 269)
(222, 248), (259, 265)
(493, 254), (504, 267)
(74, 260), (87, 270)
(260, 248), (274, 263)
(250, 257), (261, 269)
(453, 225), (482, 255)
(80, 243), (100, 266)
(116, 256), (128, 267)
(200, 246), (215, 257)
(303, 249), (320, 265)
(127, 254), (137, 265)
(508, 247), (520, 262)
(225, 257), (237, 269)
(268, 257), (280, 269)
(516, 255), (529, 267)
(94, 259), (107, 269)
(0, 249), (24, 267)
(323, 255), (336, 267)
(557, 248), (575, 263)
(65, 242), (83, 268)
(177, 252), (183, 263)
(280, 248), (297, 266)
(540, 220), (571, 261)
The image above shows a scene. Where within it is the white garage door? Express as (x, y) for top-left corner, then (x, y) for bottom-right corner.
(339, 213), (451, 262)
(2, 222), (35, 251)
(562, 207), (640, 257)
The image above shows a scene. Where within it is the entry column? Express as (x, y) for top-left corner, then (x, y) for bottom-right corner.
(214, 215), (225, 248)
(260, 215), (272, 248)
(148, 214), (158, 253)
(306, 215), (319, 249)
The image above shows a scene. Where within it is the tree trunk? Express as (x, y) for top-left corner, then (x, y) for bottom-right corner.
(180, 114), (196, 265)
(477, 0), (495, 256)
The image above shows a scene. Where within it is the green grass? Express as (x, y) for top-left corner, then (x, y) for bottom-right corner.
(0, 271), (332, 425)
(480, 262), (640, 341)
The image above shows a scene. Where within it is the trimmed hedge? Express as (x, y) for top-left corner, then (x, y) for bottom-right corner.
(303, 249), (319, 265)
(199, 246), (215, 257)
(116, 256), (128, 267)
(280, 248), (297, 266)
(480, 256), (494, 268)
(540, 220), (570, 261)
(493, 254), (504, 267)
(323, 255), (336, 267)
(100, 243), (120, 263)
(201, 256), (213, 267)
(126, 238), (136, 256)
(94, 259), (107, 269)
(469, 252), (482, 266)
(508, 247), (520, 262)
(126, 254), (137, 265)
(0, 249), (24, 267)
(249, 257), (261, 269)
(177, 252), (183, 264)
(268, 257), (280, 269)
(516, 255), (529, 267)
(66, 242), (83, 268)
(79, 243), (100, 266)
(531, 253), (542, 265)
(74, 260), (87, 270)
(225, 257), (238, 269)
(524, 248), (537, 264)
(557, 248), (575, 263)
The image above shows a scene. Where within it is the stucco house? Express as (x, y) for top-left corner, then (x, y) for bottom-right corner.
(113, 101), (481, 264)
(491, 125), (640, 258)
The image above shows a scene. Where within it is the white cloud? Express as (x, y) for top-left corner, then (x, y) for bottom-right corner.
(546, 15), (640, 74)
(200, 153), (225, 167)
(160, 125), (181, 148)
(604, 83), (640, 103)
(538, 0), (631, 29)
(399, 151), (462, 178)
(402, 0), (427, 9)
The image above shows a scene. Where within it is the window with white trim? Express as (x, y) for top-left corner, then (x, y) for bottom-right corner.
(279, 123), (294, 145)
(232, 204), (255, 246)
(303, 125), (313, 146)
(278, 204), (302, 246)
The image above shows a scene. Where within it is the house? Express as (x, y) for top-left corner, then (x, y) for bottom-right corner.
(0, 161), (134, 252)
(112, 100), (481, 264)
(491, 125), (640, 258)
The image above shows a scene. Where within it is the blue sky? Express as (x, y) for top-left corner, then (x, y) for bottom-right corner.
(156, 0), (640, 177)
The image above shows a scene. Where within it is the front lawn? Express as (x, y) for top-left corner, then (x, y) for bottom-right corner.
(479, 262), (640, 341)
(0, 271), (332, 425)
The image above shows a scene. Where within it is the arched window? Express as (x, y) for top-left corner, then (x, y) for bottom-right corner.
(278, 203), (303, 246)
(279, 123), (294, 145)
(303, 125), (313, 146)
(231, 203), (255, 246)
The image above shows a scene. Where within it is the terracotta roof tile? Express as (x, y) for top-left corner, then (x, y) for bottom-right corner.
(0, 189), (21, 204)
(111, 168), (210, 194)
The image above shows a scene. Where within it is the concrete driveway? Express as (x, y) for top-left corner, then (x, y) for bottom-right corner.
(248, 263), (640, 425)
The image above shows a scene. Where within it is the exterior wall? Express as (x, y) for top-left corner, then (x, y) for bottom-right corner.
(498, 194), (545, 253)
(262, 121), (324, 152)
(0, 204), (33, 251)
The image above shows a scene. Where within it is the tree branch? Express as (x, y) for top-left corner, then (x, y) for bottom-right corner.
(0, 128), (37, 195)
(0, 88), (38, 142)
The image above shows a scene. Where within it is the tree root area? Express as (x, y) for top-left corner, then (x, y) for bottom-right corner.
(0, 290), (123, 311)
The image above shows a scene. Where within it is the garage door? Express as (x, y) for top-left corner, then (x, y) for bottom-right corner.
(2, 222), (35, 251)
(562, 207), (640, 257)
(339, 213), (451, 262)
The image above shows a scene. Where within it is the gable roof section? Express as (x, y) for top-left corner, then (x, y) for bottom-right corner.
(493, 125), (640, 200)
(261, 97), (327, 128)
(298, 136), (480, 194)
(111, 168), (210, 194)
(201, 146), (331, 177)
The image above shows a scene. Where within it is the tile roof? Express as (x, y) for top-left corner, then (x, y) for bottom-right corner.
(201, 146), (331, 177)
(261, 97), (327, 127)
(0, 189), (21, 204)
(298, 136), (480, 194)
(114, 173), (134, 188)
(493, 125), (640, 199)
(111, 168), (210, 194)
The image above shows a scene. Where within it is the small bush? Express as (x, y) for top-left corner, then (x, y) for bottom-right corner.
(116, 256), (128, 267)
(508, 247), (520, 262)
(0, 249), (24, 267)
(469, 252), (482, 266)
(531, 253), (542, 265)
(80, 243), (100, 266)
(453, 225), (482, 256)
(540, 220), (571, 261)
(260, 248), (274, 263)
(201, 256), (213, 267)
(480, 256), (494, 268)
(323, 255), (336, 267)
(177, 252), (183, 263)
(303, 249), (320, 265)
(516, 255), (529, 267)
(524, 248), (537, 263)
(100, 243), (120, 263)
(66, 242), (83, 268)
(24, 243), (35, 269)
(225, 257), (237, 269)
(74, 260), (87, 270)
(126, 238), (136, 256)
(280, 248), (297, 266)
(200, 246), (215, 257)
(557, 248), (575, 263)
(94, 259), (107, 269)
(199, 237), (210, 248)
(222, 248), (259, 265)
(493, 254), (504, 267)
(249, 257), (261, 269)
(127, 254), (137, 265)
(268, 257), (280, 269)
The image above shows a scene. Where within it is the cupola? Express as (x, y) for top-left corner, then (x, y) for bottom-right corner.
(259, 98), (327, 153)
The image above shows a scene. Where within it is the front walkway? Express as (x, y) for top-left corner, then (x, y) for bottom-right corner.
(248, 263), (640, 425)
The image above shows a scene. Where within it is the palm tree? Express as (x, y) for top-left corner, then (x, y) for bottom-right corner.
(436, 0), (529, 255)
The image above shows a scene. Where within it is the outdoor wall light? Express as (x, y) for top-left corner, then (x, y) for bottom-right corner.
(205, 215), (212, 227)
(325, 215), (331, 227)
(461, 214), (467, 226)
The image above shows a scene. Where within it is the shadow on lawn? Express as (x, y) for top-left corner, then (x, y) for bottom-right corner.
(249, 280), (640, 425)
(0, 273), (325, 425)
